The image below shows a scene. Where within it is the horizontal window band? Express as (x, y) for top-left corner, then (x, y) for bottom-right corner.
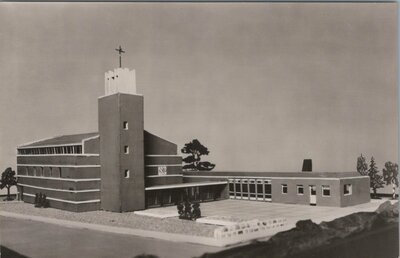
(145, 155), (181, 157)
(145, 164), (182, 167)
(17, 154), (99, 157)
(146, 175), (183, 178)
(18, 183), (100, 193)
(17, 164), (100, 168)
(183, 175), (368, 181)
(18, 143), (82, 149)
(17, 175), (101, 182)
(23, 193), (100, 204)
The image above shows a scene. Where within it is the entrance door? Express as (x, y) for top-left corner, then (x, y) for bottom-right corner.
(309, 185), (317, 206)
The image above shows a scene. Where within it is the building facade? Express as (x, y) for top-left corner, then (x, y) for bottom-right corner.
(16, 67), (227, 212)
(183, 171), (370, 207)
(16, 66), (370, 212)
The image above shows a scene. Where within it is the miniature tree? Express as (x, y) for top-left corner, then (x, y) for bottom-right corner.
(368, 157), (384, 198)
(0, 167), (17, 201)
(181, 139), (215, 171)
(34, 193), (40, 207)
(192, 203), (201, 220)
(357, 154), (368, 176)
(383, 161), (398, 199)
(41, 193), (49, 208)
(176, 200), (201, 221)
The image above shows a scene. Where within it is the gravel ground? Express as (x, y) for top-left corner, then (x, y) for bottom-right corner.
(0, 202), (217, 237)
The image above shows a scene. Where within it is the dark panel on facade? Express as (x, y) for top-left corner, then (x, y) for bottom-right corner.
(83, 137), (100, 154)
(119, 93), (145, 212)
(145, 156), (182, 165)
(17, 177), (100, 191)
(17, 166), (100, 179)
(22, 194), (100, 212)
(145, 176), (183, 186)
(17, 155), (100, 166)
(99, 94), (122, 211)
(144, 131), (177, 155)
(21, 186), (100, 202)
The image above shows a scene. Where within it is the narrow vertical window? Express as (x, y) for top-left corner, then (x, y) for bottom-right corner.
(124, 146), (129, 154)
(124, 170), (130, 178)
(282, 184), (288, 194)
(123, 121), (129, 130)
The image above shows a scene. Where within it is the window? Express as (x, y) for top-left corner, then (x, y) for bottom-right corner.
(297, 185), (304, 195)
(123, 121), (128, 130)
(124, 170), (130, 178)
(242, 180), (248, 197)
(322, 185), (331, 196)
(344, 184), (352, 195)
(124, 146), (129, 154)
(282, 184), (288, 194)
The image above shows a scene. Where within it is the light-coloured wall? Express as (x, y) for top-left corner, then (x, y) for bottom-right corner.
(340, 177), (370, 207)
(104, 68), (136, 96)
(271, 178), (341, 206)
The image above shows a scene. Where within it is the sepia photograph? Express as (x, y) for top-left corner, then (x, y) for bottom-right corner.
(0, 2), (398, 258)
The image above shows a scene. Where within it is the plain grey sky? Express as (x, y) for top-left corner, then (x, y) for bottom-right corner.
(0, 3), (397, 172)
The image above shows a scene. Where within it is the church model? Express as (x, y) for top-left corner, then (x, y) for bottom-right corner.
(16, 49), (370, 212)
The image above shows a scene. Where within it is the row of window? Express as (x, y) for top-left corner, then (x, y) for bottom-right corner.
(18, 166), (62, 178)
(228, 179), (272, 201)
(18, 145), (82, 155)
(281, 184), (353, 196)
(146, 185), (225, 208)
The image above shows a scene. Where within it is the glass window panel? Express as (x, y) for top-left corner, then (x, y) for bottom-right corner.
(265, 184), (272, 194)
(257, 184), (263, 194)
(249, 183), (256, 193)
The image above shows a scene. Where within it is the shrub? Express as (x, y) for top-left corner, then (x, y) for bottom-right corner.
(176, 201), (201, 221)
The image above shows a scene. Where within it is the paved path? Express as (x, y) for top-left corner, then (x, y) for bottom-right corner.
(145, 199), (391, 235)
(0, 216), (223, 258)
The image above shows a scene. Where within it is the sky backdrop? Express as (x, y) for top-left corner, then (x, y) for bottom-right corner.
(0, 3), (397, 172)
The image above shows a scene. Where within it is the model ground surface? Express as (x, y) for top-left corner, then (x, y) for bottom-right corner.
(199, 201), (399, 258)
(0, 199), (397, 257)
(0, 216), (223, 258)
(0, 199), (388, 240)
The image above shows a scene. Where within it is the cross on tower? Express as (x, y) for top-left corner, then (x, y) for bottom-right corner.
(115, 45), (125, 68)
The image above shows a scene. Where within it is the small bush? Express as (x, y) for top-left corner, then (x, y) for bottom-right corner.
(34, 192), (49, 208)
(176, 201), (201, 221)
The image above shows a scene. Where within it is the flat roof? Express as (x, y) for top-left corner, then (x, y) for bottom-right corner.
(145, 181), (227, 191)
(183, 171), (364, 178)
(19, 132), (99, 148)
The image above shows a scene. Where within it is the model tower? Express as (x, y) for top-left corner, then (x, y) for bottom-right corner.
(99, 66), (145, 212)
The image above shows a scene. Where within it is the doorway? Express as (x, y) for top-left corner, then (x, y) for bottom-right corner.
(309, 185), (316, 206)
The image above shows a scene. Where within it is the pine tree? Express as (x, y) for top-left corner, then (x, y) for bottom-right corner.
(368, 156), (384, 198)
(357, 154), (368, 176)
(181, 139), (215, 171)
(382, 161), (398, 199)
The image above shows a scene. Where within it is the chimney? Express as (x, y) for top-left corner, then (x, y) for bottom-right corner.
(302, 159), (312, 172)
